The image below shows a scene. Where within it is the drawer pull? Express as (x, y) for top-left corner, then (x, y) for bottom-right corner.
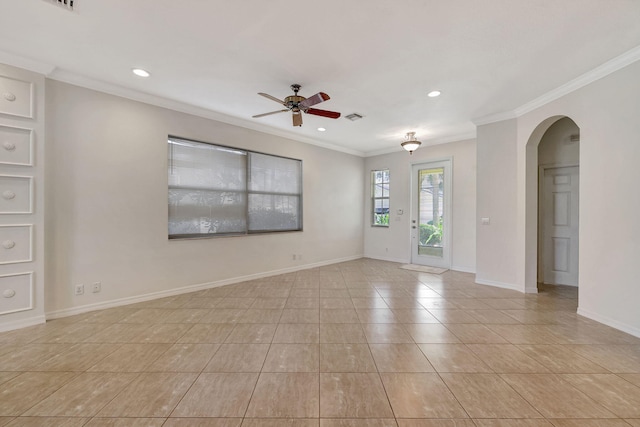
(2, 190), (16, 200)
(3, 92), (16, 102)
(2, 289), (15, 298)
(2, 240), (15, 249)
(3, 142), (16, 151)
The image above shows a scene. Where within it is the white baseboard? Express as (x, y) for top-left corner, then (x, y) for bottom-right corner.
(577, 307), (640, 339)
(475, 278), (522, 292)
(0, 315), (46, 333)
(46, 255), (363, 320)
(451, 265), (476, 274)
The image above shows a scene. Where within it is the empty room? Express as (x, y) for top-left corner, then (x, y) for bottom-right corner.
(1, 1), (640, 426)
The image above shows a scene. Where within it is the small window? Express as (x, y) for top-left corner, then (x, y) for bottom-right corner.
(168, 136), (302, 238)
(371, 169), (390, 227)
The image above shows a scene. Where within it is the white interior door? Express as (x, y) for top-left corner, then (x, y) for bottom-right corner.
(411, 160), (451, 268)
(543, 166), (579, 285)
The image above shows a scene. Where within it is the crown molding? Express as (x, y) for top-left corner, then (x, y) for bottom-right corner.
(0, 50), (57, 76)
(47, 69), (366, 157)
(472, 110), (518, 127)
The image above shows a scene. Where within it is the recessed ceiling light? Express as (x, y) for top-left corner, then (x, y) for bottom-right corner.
(132, 68), (150, 78)
(317, 127), (326, 132)
(427, 90), (441, 97)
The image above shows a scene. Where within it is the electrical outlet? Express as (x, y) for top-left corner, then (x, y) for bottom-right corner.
(92, 282), (101, 293)
(74, 284), (84, 296)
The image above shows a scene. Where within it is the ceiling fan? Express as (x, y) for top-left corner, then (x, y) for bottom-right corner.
(252, 84), (341, 127)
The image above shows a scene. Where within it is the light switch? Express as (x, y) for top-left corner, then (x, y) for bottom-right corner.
(481, 217), (490, 225)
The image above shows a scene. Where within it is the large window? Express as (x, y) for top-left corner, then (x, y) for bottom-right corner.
(371, 169), (390, 227)
(168, 136), (302, 238)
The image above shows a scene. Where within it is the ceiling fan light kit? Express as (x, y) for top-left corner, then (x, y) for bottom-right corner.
(401, 132), (422, 154)
(253, 84), (341, 127)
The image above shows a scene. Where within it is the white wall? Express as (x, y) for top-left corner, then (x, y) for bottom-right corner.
(45, 80), (364, 316)
(476, 120), (519, 289)
(478, 59), (640, 336)
(363, 139), (476, 273)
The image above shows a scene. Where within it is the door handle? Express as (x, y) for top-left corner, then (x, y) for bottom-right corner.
(411, 226), (417, 229)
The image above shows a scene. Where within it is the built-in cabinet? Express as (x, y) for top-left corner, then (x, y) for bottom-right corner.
(0, 64), (45, 331)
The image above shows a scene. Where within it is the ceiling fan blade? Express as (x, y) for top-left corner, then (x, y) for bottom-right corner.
(305, 108), (341, 119)
(252, 109), (288, 118)
(299, 92), (330, 109)
(292, 112), (303, 127)
(258, 92), (286, 105)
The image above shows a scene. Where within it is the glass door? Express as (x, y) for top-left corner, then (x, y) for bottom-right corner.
(411, 160), (451, 268)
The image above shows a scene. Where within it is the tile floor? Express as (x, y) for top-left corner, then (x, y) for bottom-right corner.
(1, 258), (640, 426)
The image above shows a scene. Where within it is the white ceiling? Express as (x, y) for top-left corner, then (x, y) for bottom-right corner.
(3, 0), (640, 156)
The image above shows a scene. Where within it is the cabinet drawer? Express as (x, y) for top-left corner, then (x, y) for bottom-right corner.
(0, 272), (33, 315)
(0, 225), (32, 264)
(0, 175), (32, 214)
(0, 125), (33, 166)
(0, 75), (33, 119)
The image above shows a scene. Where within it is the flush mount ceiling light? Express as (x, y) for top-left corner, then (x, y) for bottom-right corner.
(132, 68), (150, 77)
(401, 132), (422, 154)
(317, 127), (326, 132)
(427, 90), (441, 97)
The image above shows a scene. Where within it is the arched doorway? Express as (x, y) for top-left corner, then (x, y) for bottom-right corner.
(524, 116), (580, 292)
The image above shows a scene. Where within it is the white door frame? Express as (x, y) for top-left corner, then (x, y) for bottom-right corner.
(410, 158), (452, 268)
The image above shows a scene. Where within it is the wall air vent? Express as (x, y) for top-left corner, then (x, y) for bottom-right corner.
(43, 0), (74, 10)
(344, 113), (364, 121)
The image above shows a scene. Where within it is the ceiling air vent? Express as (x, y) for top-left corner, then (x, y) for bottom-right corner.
(44, 0), (74, 10)
(344, 113), (364, 121)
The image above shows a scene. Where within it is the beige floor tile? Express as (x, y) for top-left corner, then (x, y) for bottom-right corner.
(290, 289), (320, 298)
(286, 298), (320, 309)
(363, 324), (413, 343)
(87, 344), (171, 372)
(562, 373), (640, 417)
(567, 345), (640, 373)
(547, 420), (632, 427)
(466, 309), (521, 324)
(31, 323), (106, 343)
(369, 344), (434, 372)
(263, 344), (319, 372)
(179, 297), (222, 309)
(160, 308), (210, 323)
(321, 420), (396, 427)
(403, 324), (461, 344)
(625, 420), (640, 427)
(97, 372), (196, 417)
(391, 309), (439, 324)
(199, 308), (246, 323)
(238, 309), (283, 323)
(85, 419), (167, 427)
(418, 344), (492, 373)
(355, 309), (399, 323)
(242, 420), (319, 427)
(204, 344), (269, 372)
(4, 418), (89, 426)
(0, 343), (70, 371)
(418, 298), (460, 310)
(445, 324), (508, 344)
(216, 298), (255, 309)
(273, 324), (320, 343)
(129, 323), (193, 343)
(147, 343), (219, 372)
(428, 310), (480, 324)
(620, 373), (640, 386)
(467, 344), (550, 373)
(320, 344), (377, 372)
(320, 299), (355, 309)
(396, 420), (478, 426)
(447, 298), (493, 310)
(517, 345), (609, 373)
(472, 421), (554, 427)
(486, 325), (564, 345)
(320, 289), (351, 298)
(163, 419), (242, 427)
(247, 373), (319, 418)
(119, 308), (171, 323)
(320, 309), (360, 323)
(280, 309), (320, 324)
(500, 373), (616, 418)
(320, 373), (393, 418)
(350, 298), (389, 309)
(380, 373), (468, 418)
(225, 324), (277, 343)
(36, 343), (119, 372)
(171, 373), (258, 417)
(383, 298), (425, 309)
(440, 373), (542, 418)
(24, 372), (136, 416)
(0, 372), (77, 416)
(478, 299), (527, 310)
(250, 298), (288, 309)
(177, 324), (234, 343)
(83, 323), (153, 343)
(0, 373), (19, 386)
